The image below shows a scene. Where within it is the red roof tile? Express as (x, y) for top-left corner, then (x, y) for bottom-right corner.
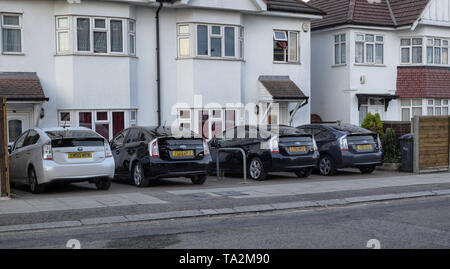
(396, 66), (450, 99)
(0, 72), (48, 101)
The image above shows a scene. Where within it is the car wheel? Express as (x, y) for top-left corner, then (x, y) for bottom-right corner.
(248, 157), (267, 181)
(29, 168), (45, 194)
(359, 166), (376, 174)
(319, 155), (336, 176)
(190, 175), (207, 185)
(95, 178), (111, 190)
(295, 168), (312, 178)
(132, 162), (149, 187)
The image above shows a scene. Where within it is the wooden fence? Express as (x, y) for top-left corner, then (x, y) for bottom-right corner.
(0, 97), (9, 198)
(413, 116), (450, 173)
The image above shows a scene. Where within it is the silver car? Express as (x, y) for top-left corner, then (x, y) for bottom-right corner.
(8, 127), (115, 193)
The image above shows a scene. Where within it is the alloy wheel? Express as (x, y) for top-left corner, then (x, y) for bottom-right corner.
(133, 164), (143, 186)
(320, 157), (332, 175)
(250, 160), (262, 179)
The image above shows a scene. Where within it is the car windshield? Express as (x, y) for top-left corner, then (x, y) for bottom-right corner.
(45, 130), (102, 139)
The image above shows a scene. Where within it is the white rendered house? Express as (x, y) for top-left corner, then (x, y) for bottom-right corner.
(309, 0), (450, 125)
(0, 0), (324, 144)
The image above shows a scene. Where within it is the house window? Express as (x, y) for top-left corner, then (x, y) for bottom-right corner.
(210, 26), (222, 57)
(427, 99), (449, 116)
(77, 18), (90, 52)
(273, 30), (299, 63)
(355, 33), (384, 64)
(1, 14), (22, 53)
(128, 20), (136, 55)
(110, 20), (123, 53)
(56, 17), (70, 53)
(400, 38), (423, 64)
(427, 38), (449, 65)
(401, 99), (423, 121)
(178, 109), (191, 130)
(224, 26), (235, 57)
(59, 111), (72, 126)
(334, 34), (346, 65)
(177, 24), (190, 57)
(93, 18), (107, 53)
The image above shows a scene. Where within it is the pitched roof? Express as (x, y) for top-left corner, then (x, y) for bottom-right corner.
(396, 66), (450, 99)
(308, 0), (430, 30)
(266, 0), (326, 15)
(0, 72), (48, 101)
(259, 76), (308, 100)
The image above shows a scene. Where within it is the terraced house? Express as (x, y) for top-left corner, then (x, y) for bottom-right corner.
(0, 0), (324, 144)
(309, 0), (450, 125)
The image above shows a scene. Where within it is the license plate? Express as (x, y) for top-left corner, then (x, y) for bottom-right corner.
(357, 144), (373, 151)
(68, 152), (92, 159)
(289, 146), (307, 153)
(172, 150), (194, 157)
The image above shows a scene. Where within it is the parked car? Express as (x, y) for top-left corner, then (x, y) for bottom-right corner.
(110, 126), (212, 187)
(296, 123), (383, 176)
(8, 127), (115, 193)
(209, 125), (319, 180)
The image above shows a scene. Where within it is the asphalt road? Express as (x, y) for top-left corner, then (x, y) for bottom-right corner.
(0, 196), (448, 249)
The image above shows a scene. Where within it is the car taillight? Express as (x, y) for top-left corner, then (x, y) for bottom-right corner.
(269, 136), (279, 153)
(312, 137), (318, 152)
(105, 142), (113, 158)
(149, 138), (159, 157)
(339, 136), (349, 151)
(203, 140), (210, 155)
(43, 143), (53, 160)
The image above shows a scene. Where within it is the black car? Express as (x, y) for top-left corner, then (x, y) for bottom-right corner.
(209, 125), (319, 180)
(110, 126), (212, 187)
(296, 123), (383, 176)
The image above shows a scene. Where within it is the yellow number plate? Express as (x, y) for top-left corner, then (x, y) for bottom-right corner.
(68, 152), (92, 159)
(357, 144), (373, 151)
(172, 150), (194, 157)
(289, 146), (307, 153)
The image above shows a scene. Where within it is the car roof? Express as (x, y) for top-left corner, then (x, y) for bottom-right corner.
(136, 126), (202, 138)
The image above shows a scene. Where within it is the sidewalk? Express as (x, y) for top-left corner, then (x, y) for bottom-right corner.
(0, 171), (449, 232)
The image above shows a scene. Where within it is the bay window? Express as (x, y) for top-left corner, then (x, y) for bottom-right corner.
(427, 38), (449, 65)
(400, 38), (423, 64)
(2, 14), (22, 53)
(427, 99), (450, 116)
(177, 24), (190, 57)
(59, 110), (136, 140)
(57, 16), (135, 56)
(399, 99), (450, 121)
(273, 30), (299, 63)
(355, 33), (384, 64)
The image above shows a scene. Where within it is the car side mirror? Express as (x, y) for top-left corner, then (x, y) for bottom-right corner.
(8, 145), (12, 154)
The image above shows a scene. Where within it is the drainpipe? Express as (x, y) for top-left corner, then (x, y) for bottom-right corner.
(156, 0), (163, 126)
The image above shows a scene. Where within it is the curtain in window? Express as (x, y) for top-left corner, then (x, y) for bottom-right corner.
(412, 47), (422, 63)
(443, 48), (448, 64)
(288, 32), (298, 62)
(355, 42), (364, 63)
(112, 112), (125, 137)
(2, 29), (21, 52)
(110, 20), (123, 52)
(366, 44), (374, 63)
(77, 18), (90, 51)
(94, 32), (107, 53)
(375, 44), (383, 64)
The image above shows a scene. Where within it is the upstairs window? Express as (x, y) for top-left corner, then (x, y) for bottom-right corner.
(273, 30), (299, 63)
(178, 23), (242, 60)
(355, 33), (384, 64)
(400, 38), (423, 64)
(57, 16), (134, 56)
(334, 34), (346, 65)
(427, 38), (449, 65)
(1, 14), (22, 53)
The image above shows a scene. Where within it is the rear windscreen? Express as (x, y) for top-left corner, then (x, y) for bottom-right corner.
(51, 138), (104, 148)
(46, 130), (102, 139)
(347, 135), (376, 142)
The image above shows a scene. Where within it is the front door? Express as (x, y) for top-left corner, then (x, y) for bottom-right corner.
(7, 112), (31, 146)
(368, 98), (386, 120)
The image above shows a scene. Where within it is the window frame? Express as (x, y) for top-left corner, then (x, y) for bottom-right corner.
(93, 17), (108, 54)
(334, 33), (346, 65)
(128, 20), (136, 56)
(400, 37), (423, 64)
(426, 37), (449, 65)
(354, 33), (384, 65)
(56, 16), (71, 54)
(273, 29), (300, 64)
(1, 13), (23, 54)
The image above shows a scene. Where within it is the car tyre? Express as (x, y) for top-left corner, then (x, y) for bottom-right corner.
(95, 178), (111, 190)
(29, 167), (45, 194)
(358, 166), (376, 174)
(295, 168), (312, 178)
(190, 175), (207, 185)
(132, 162), (149, 187)
(319, 155), (336, 176)
(248, 157), (267, 181)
